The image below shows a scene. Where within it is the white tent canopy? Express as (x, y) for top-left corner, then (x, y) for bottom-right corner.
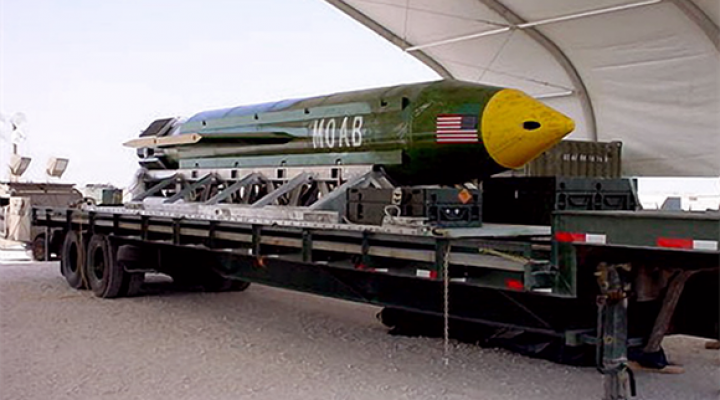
(326, 0), (719, 177)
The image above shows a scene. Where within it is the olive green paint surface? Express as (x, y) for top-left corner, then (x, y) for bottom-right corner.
(160, 80), (504, 184)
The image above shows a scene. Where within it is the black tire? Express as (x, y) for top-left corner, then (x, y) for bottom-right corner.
(121, 272), (145, 297)
(116, 244), (158, 271)
(115, 245), (151, 297)
(85, 234), (127, 298)
(202, 274), (251, 292)
(171, 270), (250, 292)
(32, 235), (46, 261)
(228, 279), (251, 292)
(60, 231), (86, 289)
(116, 245), (144, 265)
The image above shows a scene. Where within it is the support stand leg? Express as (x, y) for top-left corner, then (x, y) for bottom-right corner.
(644, 270), (694, 354)
(596, 263), (635, 400)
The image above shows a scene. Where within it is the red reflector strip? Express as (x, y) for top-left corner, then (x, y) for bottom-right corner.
(657, 238), (718, 250)
(555, 232), (586, 243)
(555, 232), (606, 244)
(657, 238), (693, 249)
(505, 279), (524, 291)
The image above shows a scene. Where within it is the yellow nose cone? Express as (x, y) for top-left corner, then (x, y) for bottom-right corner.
(481, 89), (575, 169)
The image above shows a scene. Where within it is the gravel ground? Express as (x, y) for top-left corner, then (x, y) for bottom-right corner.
(0, 258), (717, 400)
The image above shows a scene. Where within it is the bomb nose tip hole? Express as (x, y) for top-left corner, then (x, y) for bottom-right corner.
(523, 121), (542, 131)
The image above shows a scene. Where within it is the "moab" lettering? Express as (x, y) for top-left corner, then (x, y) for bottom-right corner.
(312, 116), (363, 149)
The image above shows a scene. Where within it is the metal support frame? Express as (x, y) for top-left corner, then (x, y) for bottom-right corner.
(287, 181), (304, 206)
(138, 166), (379, 213)
(205, 173), (260, 205)
(251, 224), (262, 258)
(205, 177), (252, 205)
(141, 216), (149, 241)
(112, 214), (120, 235)
(360, 230), (371, 267)
(302, 229), (313, 263)
(164, 173), (215, 204)
(367, 169), (395, 189)
(133, 175), (179, 201)
(172, 219), (182, 245)
(207, 221), (217, 248)
(88, 212), (96, 235)
(309, 170), (394, 212)
(251, 172), (313, 208)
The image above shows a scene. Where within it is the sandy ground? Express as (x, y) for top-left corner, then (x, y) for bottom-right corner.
(0, 258), (717, 400)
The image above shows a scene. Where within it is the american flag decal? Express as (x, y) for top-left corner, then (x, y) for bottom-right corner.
(436, 114), (478, 143)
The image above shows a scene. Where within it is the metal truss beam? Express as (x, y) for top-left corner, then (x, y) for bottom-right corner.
(133, 175), (179, 201)
(252, 172), (314, 208)
(204, 173), (261, 205)
(668, 0), (720, 52)
(164, 173), (215, 204)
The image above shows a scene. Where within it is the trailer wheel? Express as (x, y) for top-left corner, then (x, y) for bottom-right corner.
(116, 245), (153, 296)
(229, 280), (251, 291)
(85, 234), (127, 298)
(32, 234), (46, 261)
(203, 275), (251, 292)
(121, 272), (145, 297)
(60, 231), (86, 289)
(170, 270), (250, 292)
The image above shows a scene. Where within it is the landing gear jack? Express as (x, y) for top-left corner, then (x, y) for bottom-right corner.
(596, 263), (636, 400)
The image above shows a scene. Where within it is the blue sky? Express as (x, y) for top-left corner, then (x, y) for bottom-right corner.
(0, 0), (437, 186)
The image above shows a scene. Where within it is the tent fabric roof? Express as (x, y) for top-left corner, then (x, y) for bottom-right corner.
(326, 0), (719, 177)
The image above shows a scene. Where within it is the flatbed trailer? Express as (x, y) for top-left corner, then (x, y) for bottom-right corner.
(31, 198), (718, 397)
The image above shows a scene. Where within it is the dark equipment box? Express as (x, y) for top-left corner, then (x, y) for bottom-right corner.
(506, 140), (623, 178)
(482, 177), (639, 226)
(347, 187), (482, 227)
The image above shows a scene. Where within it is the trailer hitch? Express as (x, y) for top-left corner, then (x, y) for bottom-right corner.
(595, 262), (636, 400)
